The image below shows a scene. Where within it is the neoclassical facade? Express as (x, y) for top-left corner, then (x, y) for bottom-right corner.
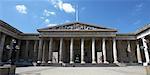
(0, 20), (150, 65)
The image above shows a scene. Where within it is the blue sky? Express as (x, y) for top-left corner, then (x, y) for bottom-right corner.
(0, 0), (150, 33)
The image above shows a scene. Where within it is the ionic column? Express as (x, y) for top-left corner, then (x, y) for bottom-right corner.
(33, 40), (38, 62)
(42, 40), (46, 63)
(25, 40), (29, 61)
(37, 39), (43, 63)
(127, 41), (131, 52)
(0, 34), (6, 62)
(59, 38), (63, 63)
(102, 38), (108, 63)
(81, 38), (85, 64)
(142, 37), (149, 63)
(113, 38), (118, 63)
(70, 38), (74, 64)
(127, 41), (132, 63)
(136, 41), (142, 63)
(92, 38), (96, 64)
(48, 38), (53, 63)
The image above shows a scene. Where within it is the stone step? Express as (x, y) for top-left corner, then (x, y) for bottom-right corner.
(40, 63), (62, 67)
(39, 63), (118, 67)
(14, 62), (143, 67)
(17, 73), (40, 75)
(116, 63), (143, 67)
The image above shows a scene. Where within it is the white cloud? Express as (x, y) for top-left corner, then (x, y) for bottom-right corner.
(47, 23), (57, 27)
(49, 0), (63, 9)
(133, 20), (141, 25)
(136, 3), (144, 8)
(43, 18), (57, 27)
(135, 3), (144, 11)
(65, 20), (70, 23)
(44, 19), (50, 24)
(49, 0), (75, 13)
(40, 17), (45, 20)
(43, 9), (56, 17)
(16, 5), (27, 14)
(62, 3), (75, 13)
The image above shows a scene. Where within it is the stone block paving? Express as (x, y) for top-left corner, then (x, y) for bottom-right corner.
(16, 66), (147, 75)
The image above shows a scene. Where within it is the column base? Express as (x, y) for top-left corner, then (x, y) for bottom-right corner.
(41, 61), (46, 64)
(143, 62), (148, 66)
(37, 61), (41, 63)
(138, 61), (142, 63)
(59, 61), (63, 64)
(103, 61), (109, 64)
(113, 61), (119, 63)
(48, 61), (52, 64)
(81, 61), (85, 64)
(92, 61), (96, 64)
(70, 61), (74, 64)
(146, 61), (150, 64)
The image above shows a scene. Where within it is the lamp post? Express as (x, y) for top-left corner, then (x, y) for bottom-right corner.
(6, 39), (20, 65)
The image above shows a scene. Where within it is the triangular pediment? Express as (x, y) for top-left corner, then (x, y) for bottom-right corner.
(38, 22), (117, 32)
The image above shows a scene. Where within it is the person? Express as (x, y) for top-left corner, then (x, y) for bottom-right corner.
(75, 54), (80, 63)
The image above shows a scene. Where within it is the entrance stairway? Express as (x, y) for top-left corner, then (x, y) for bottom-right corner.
(64, 63), (118, 67)
(39, 63), (143, 67)
(40, 63), (118, 67)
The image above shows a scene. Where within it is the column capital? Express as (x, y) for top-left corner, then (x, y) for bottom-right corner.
(60, 38), (63, 41)
(102, 38), (105, 40)
(92, 37), (95, 40)
(136, 40), (140, 44)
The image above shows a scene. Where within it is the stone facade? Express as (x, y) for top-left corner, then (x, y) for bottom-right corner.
(0, 20), (150, 65)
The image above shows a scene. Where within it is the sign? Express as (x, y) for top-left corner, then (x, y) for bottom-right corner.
(56, 24), (97, 30)
(97, 52), (102, 63)
(52, 52), (58, 63)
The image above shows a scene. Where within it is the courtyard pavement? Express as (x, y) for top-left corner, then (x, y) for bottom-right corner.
(16, 66), (147, 75)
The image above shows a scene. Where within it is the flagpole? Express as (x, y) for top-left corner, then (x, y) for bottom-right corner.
(75, 4), (79, 22)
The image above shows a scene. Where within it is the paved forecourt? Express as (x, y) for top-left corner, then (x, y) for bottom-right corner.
(16, 66), (146, 75)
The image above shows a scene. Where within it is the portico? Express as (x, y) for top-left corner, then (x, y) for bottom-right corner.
(36, 22), (123, 64)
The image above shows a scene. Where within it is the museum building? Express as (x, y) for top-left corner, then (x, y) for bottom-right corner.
(0, 20), (150, 65)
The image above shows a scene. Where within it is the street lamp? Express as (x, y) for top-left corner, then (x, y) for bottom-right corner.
(6, 39), (20, 65)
